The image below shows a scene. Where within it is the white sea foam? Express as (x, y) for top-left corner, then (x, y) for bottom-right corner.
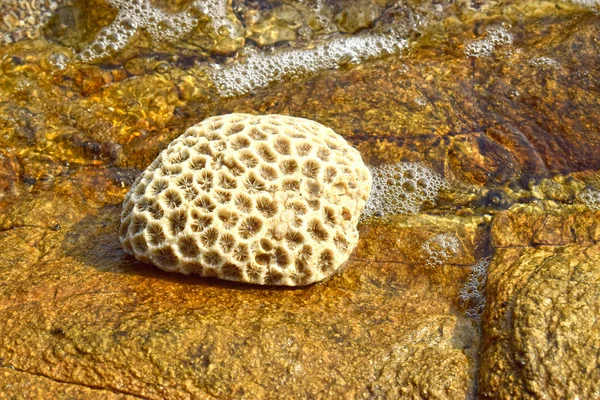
(459, 256), (492, 320)
(78, 0), (236, 61)
(464, 26), (513, 58)
(566, 0), (600, 7)
(208, 34), (408, 97)
(363, 162), (446, 218)
(422, 233), (460, 268)
(579, 187), (600, 210)
(529, 56), (560, 68)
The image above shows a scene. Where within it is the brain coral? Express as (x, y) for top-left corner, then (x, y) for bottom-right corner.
(120, 114), (372, 285)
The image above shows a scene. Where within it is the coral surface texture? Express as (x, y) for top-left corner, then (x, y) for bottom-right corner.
(120, 113), (371, 285)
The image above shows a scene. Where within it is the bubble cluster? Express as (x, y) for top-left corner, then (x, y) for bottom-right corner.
(421, 233), (459, 268)
(528, 56), (560, 69)
(464, 26), (513, 58)
(566, 0), (600, 6)
(78, 0), (237, 62)
(208, 34), (408, 97)
(459, 256), (492, 320)
(47, 52), (70, 71)
(578, 187), (600, 211)
(363, 162), (445, 217)
(120, 114), (372, 286)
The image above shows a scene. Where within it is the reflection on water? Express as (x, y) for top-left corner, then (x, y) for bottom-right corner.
(0, 0), (598, 203)
(0, 0), (597, 184)
(1, 0), (597, 94)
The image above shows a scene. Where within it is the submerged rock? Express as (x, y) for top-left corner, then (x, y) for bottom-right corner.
(0, 0), (599, 397)
(480, 203), (600, 399)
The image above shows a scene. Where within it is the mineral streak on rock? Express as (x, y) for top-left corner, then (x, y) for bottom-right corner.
(120, 113), (372, 285)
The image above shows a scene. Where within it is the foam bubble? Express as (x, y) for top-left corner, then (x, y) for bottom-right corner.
(422, 233), (459, 268)
(78, 0), (237, 62)
(529, 56), (560, 68)
(464, 26), (513, 58)
(363, 162), (446, 217)
(459, 256), (492, 320)
(47, 52), (70, 71)
(208, 34), (408, 97)
(566, 0), (600, 6)
(578, 187), (600, 210)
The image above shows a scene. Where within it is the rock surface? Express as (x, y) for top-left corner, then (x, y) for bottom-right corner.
(481, 203), (600, 399)
(0, 205), (481, 398)
(0, 0), (599, 398)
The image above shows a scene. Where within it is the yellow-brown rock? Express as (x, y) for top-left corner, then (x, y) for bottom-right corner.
(0, 202), (480, 398)
(480, 203), (600, 399)
(1, 367), (136, 399)
(0, 0), (599, 397)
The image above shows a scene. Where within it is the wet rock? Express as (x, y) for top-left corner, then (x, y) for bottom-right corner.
(46, 0), (244, 61)
(244, 4), (301, 46)
(0, 0), (71, 45)
(491, 203), (600, 247)
(0, 0), (599, 397)
(2, 3), (597, 189)
(240, 1), (335, 46)
(334, 0), (383, 33)
(358, 214), (485, 266)
(480, 202), (600, 399)
(220, 11), (598, 187)
(0, 367), (134, 399)
(43, 0), (116, 50)
(0, 200), (479, 398)
(186, 5), (246, 56)
(0, 151), (21, 206)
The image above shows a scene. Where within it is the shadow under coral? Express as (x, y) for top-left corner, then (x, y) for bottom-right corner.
(62, 203), (316, 292)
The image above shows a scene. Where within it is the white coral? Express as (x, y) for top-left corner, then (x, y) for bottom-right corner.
(120, 114), (372, 286)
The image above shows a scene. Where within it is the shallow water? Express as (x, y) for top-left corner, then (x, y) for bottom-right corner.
(1, 0), (599, 398)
